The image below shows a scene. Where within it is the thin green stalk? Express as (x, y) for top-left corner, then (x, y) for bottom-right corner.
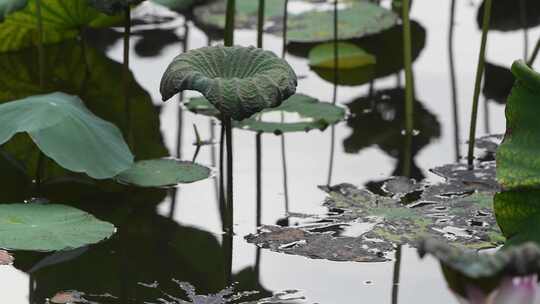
(224, 118), (234, 234)
(219, 123), (226, 230)
(35, 0), (44, 88)
(402, 0), (414, 135)
(280, 0), (290, 213)
(123, 7), (132, 147)
(281, 0), (289, 57)
(391, 246), (402, 304)
(223, 233), (233, 285)
(332, 0), (338, 96)
(448, 0), (461, 162)
(467, 0), (492, 167)
(257, 0), (265, 49)
(256, 132), (262, 227)
(224, 0), (236, 46)
(528, 37), (540, 66)
(326, 125), (336, 186)
(401, 132), (412, 178)
(520, 0), (528, 60)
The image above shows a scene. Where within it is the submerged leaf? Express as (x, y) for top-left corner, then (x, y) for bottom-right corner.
(496, 60), (540, 190)
(0, 0), (122, 52)
(160, 46), (297, 120)
(308, 42), (376, 69)
(116, 159), (211, 187)
(0, 203), (115, 251)
(0, 92), (134, 179)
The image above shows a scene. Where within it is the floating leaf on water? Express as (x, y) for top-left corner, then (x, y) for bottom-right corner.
(477, 0), (540, 32)
(0, 0), (122, 52)
(160, 46), (297, 121)
(0, 203), (115, 251)
(0, 92), (134, 179)
(308, 42), (376, 69)
(236, 94), (345, 134)
(496, 60), (540, 190)
(87, 0), (144, 15)
(283, 2), (398, 43)
(0, 0), (27, 21)
(116, 159), (211, 188)
(0, 249), (14, 265)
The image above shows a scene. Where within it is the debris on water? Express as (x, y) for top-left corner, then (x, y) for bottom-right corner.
(0, 249), (14, 265)
(474, 134), (503, 154)
(48, 290), (89, 303)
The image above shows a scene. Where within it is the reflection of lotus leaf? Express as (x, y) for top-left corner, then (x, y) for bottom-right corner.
(308, 42), (376, 69)
(160, 46), (297, 121)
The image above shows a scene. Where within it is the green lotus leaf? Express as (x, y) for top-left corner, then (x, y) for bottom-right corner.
(87, 0), (143, 15)
(236, 94), (346, 134)
(0, 0), (27, 21)
(0, 0), (122, 52)
(496, 60), (540, 190)
(419, 239), (540, 298)
(0, 92), (134, 179)
(285, 2), (398, 43)
(160, 45), (297, 121)
(0, 203), (115, 251)
(185, 96), (221, 117)
(116, 159), (211, 187)
(308, 42), (376, 69)
(494, 190), (540, 247)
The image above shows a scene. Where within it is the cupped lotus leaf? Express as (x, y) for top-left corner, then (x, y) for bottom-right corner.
(308, 42), (376, 69)
(0, 92), (134, 179)
(285, 2), (398, 43)
(185, 96), (221, 117)
(419, 239), (540, 298)
(160, 45), (297, 121)
(0, 203), (115, 251)
(116, 159), (211, 187)
(0, 0), (122, 52)
(0, 0), (27, 21)
(496, 60), (540, 190)
(237, 94), (346, 134)
(87, 0), (143, 15)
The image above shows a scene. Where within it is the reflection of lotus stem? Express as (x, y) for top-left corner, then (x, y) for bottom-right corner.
(224, 118), (234, 234)
(123, 7), (132, 146)
(402, 0), (414, 135)
(257, 0), (265, 48)
(529, 38), (540, 66)
(448, 0), (460, 162)
(467, 0), (492, 167)
(391, 245), (402, 304)
(35, 0), (44, 88)
(224, 0), (235, 46)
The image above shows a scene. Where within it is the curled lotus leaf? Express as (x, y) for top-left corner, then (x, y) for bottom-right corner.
(87, 0), (143, 15)
(160, 45), (297, 121)
(496, 60), (540, 190)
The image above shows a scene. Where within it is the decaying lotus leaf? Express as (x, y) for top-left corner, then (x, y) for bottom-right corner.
(160, 46), (297, 121)
(0, 249), (14, 265)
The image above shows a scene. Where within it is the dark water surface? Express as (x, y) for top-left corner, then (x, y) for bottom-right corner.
(2, 0), (539, 303)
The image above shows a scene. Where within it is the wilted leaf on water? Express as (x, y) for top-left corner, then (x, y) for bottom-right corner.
(477, 0), (540, 32)
(308, 42), (376, 69)
(116, 159), (211, 187)
(419, 239), (540, 298)
(496, 60), (540, 190)
(160, 46), (297, 121)
(0, 92), (134, 179)
(87, 0), (144, 15)
(0, 249), (14, 265)
(0, 204), (115, 251)
(0, 0), (122, 52)
(0, 0), (27, 21)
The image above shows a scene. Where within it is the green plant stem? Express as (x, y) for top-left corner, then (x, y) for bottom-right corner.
(391, 246), (402, 304)
(528, 38), (540, 66)
(282, 0), (289, 57)
(520, 0), (528, 60)
(257, 0), (265, 48)
(467, 0), (492, 167)
(448, 0), (461, 162)
(123, 7), (132, 147)
(223, 232), (233, 286)
(326, 125), (336, 186)
(224, 0), (235, 46)
(219, 124), (226, 231)
(35, 0), (44, 88)
(280, 0), (290, 214)
(332, 0), (338, 95)
(224, 117), (234, 234)
(402, 132), (412, 178)
(402, 0), (414, 135)
(256, 132), (262, 227)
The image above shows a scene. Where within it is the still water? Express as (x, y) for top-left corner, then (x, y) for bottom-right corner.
(2, 0), (539, 303)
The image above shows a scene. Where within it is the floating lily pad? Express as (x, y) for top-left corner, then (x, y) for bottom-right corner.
(87, 0), (143, 15)
(236, 94), (346, 134)
(116, 159), (211, 187)
(0, 92), (134, 179)
(0, 203), (115, 251)
(0, 0), (27, 21)
(0, 0), (122, 52)
(283, 2), (397, 43)
(160, 46), (297, 121)
(308, 42), (376, 69)
(496, 60), (540, 190)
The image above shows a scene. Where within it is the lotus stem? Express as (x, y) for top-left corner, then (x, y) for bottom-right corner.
(448, 0), (461, 162)
(219, 123), (226, 230)
(528, 37), (540, 66)
(402, 132), (412, 178)
(123, 7), (132, 145)
(520, 0), (528, 60)
(35, 0), (44, 88)
(282, 0), (289, 57)
(280, 0), (290, 213)
(332, 0), (339, 94)
(326, 125), (336, 186)
(223, 232), (233, 285)
(257, 0), (265, 48)
(402, 0), (414, 135)
(256, 132), (262, 227)
(224, 117), (234, 234)
(467, 0), (492, 167)
(391, 245), (402, 304)
(224, 0), (235, 46)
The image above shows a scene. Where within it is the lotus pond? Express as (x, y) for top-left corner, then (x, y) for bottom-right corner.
(1, 0), (540, 303)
